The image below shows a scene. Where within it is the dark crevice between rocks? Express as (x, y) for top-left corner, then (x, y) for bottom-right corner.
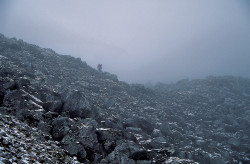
(24, 114), (40, 127)
(11, 83), (20, 90)
(77, 154), (85, 163)
(130, 149), (173, 163)
(57, 102), (65, 115)
(129, 150), (152, 161)
(0, 91), (4, 106)
(95, 131), (105, 144)
(68, 109), (82, 119)
(50, 132), (65, 142)
(85, 148), (96, 162)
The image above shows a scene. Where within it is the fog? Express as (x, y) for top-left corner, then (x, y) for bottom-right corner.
(1, 0), (250, 83)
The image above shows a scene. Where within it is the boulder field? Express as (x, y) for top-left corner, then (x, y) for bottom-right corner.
(0, 34), (249, 163)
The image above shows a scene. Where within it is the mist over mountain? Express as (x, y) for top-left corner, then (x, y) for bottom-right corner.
(0, 34), (250, 163)
(0, 0), (250, 83)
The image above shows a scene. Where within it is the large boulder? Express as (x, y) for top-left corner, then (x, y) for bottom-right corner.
(228, 138), (240, 147)
(63, 143), (87, 162)
(37, 120), (52, 135)
(61, 118), (100, 162)
(96, 128), (123, 143)
(123, 117), (154, 134)
(96, 128), (124, 153)
(51, 116), (73, 141)
(2, 79), (17, 90)
(159, 121), (172, 136)
(3, 90), (27, 112)
(100, 140), (143, 164)
(62, 89), (92, 118)
(42, 100), (63, 113)
(2, 89), (45, 123)
(148, 137), (169, 149)
(40, 90), (63, 113)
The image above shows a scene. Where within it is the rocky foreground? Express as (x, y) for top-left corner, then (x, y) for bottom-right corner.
(0, 34), (249, 163)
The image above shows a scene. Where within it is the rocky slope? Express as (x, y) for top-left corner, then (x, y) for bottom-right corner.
(0, 34), (249, 163)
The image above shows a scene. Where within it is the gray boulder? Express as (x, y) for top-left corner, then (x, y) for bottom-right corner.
(228, 138), (240, 147)
(51, 116), (73, 141)
(62, 89), (92, 118)
(123, 117), (154, 134)
(148, 137), (169, 149)
(43, 100), (63, 113)
(159, 121), (172, 136)
(101, 141), (143, 164)
(2, 79), (16, 90)
(2, 89), (45, 124)
(61, 119), (100, 162)
(63, 143), (86, 162)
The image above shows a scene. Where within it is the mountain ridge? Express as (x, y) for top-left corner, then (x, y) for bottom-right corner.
(0, 34), (249, 163)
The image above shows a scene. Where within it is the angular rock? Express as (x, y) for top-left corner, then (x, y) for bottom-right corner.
(159, 121), (172, 136)
(148, 137), (169, 149)
(43, 100), (63, 113)
(51, 116), (73, 141)
(3, 80), (17, 90)
(101, 141), (143, 164)
(63, 143), (86, 162)
(62, 89), (92, 118)
(123, 117), (154, 134)
(37, 121), (51, 135)
(228, 138), (240, 147)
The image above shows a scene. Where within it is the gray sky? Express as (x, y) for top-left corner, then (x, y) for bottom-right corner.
(1, 0), (250, 83)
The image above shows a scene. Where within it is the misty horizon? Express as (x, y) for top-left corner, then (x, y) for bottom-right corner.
(1, 0), (250, 84)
